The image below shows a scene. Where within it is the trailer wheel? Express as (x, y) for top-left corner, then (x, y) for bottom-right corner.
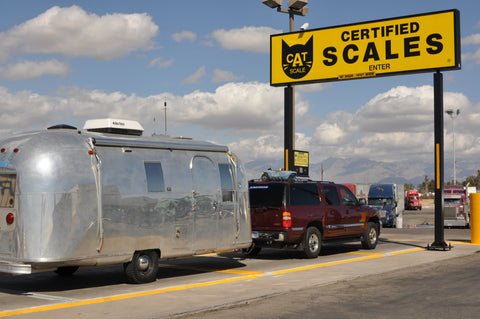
(55, 266), (79, 276)
(242, 243), (262, 256)
(361, 222), (379, 249)
(124, 250), (159, 284)
(302, 226), (322, 259)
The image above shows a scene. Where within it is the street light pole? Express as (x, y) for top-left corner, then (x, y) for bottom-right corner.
(445, 108), (460, 185)
(262, 0), (308, 170)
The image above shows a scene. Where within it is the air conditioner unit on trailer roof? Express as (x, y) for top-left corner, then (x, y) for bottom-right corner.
(83, 118), (144, 136)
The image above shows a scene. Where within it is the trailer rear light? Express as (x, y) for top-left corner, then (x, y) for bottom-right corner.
(282, 212), (292, 228)
(6, 213), (14, 225)
(1, 148), (5, 153)
(13, 148), (19, 153)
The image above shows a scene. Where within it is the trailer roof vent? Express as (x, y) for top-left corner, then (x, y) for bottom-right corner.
(47, 124), (78, 130)
(83, 119), (144, 136)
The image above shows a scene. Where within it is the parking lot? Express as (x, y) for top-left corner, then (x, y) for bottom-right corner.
(1, 217), (478, 319)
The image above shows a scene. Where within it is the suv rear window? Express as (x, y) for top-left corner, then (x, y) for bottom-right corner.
(249, 183), (285, 208)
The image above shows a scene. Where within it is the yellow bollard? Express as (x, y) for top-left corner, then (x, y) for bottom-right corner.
(470, 193), (480, 244)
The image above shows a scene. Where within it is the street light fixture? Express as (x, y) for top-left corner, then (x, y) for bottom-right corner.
(445, 108), (460, 185)
(262, 0), (308, 171)
(262, 0), (282, 8)
(287, 0), (308, 11)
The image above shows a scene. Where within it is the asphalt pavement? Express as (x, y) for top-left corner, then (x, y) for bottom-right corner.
(1, 204), (479, 319)
(174, 227), (480, 319)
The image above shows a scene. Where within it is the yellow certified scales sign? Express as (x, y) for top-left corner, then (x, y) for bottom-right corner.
(270, 9), (460, 86)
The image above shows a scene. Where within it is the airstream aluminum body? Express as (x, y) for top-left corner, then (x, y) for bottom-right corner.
(0, 119), (251, 283)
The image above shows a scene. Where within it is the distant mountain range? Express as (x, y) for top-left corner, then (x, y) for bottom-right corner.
(245, 157), (477, 187)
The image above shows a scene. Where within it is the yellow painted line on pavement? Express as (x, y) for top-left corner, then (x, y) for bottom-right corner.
(347, 251), (385, 257)
(165, 264), (265, 276)
(0, 242), (441, 318)
(383, 238), (426, 242)
(0, 275), (261, 318)
(271, 254), (384, 275)
(448, 241), (480, 246)
(388, 247), (425, 255)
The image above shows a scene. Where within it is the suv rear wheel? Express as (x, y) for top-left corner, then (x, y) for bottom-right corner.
(302, 226), (322, 258)
(361, 222), (379, 249)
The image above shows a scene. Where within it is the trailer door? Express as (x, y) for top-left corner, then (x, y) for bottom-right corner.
(0, 170), (16, 256)
(191, 156), (220, 252)
(217, 163), (235, 249)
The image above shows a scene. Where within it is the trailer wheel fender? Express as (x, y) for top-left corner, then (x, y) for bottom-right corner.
(124, 250), (159, 284)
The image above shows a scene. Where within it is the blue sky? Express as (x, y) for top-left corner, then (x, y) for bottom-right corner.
(0, 1), (480, 181)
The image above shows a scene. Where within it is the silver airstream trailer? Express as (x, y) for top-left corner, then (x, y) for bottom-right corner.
(0, 119), (251, 283)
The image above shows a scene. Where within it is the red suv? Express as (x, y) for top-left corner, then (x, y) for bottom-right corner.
(246, 179), (380, 258)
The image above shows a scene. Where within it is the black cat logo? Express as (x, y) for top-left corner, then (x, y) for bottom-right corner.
(282, 36), (313, 79)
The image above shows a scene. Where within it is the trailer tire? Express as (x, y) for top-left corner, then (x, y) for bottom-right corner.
(242, 243), (261, 256)
(361, 222), (379, 249)
(55, 266), (79, 276)
(124, 250), (159, 284)
(302, 226), (321, 259)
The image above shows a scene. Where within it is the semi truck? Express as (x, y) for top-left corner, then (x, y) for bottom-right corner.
(0, 118), (252, 283)
(405, 190), (422, 210)
(368, 183), (404, 228)
(444, 186), (469, 228)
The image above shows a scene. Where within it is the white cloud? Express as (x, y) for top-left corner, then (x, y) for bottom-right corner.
(462, 49), (480, 64)
(0, 83), (476, 170)
(174, 82), (295, 132)
(463, 33), (480, 45)
(0, 5), (158, 62)
(172, 31), (196, 42)
(313, 119), (350, 145)
(181, 66), (206, 84)
(212, 69), (241, 82)
(212, 26), (281, 53)
(296, 83), (332, 93)
(353, 85), (435, 133)
(149, 57), (174, 68)
(229, 134), (283, 162)
(0, 59), (70, 80)
(462, 32), (480, 64)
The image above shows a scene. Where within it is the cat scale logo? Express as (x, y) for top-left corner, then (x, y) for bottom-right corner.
(282, 37), (313, 79)
(270, 9), (461, 86)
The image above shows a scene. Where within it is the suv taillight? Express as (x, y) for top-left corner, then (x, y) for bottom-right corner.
(282, 211), (292, 228)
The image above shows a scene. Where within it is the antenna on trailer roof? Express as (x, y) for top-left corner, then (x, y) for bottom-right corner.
(164, 96), (167, 136)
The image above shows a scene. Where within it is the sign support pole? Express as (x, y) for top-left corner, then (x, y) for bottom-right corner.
(429, 71), (451, 250)
(284, 85), (295, 170)
(283, 9), (296, 171)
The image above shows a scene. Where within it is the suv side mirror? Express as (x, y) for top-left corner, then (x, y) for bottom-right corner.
(358, 198), (366, 205)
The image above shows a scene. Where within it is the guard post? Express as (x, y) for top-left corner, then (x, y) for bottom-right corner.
(470, 193), (480, 244)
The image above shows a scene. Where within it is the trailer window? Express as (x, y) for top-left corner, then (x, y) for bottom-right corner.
(144, 162), (165, 192)
(219, 163), (234, 202)
(0, 174), (16, 208)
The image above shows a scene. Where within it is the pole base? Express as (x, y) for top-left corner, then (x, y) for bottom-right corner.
(427, 242), (453, 251)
